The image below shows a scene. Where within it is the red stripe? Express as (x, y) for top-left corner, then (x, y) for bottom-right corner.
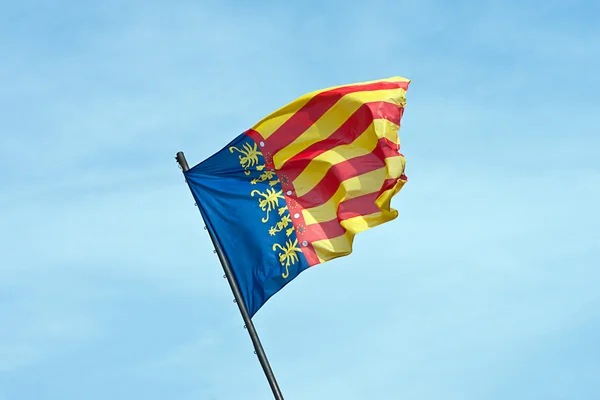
(274, 195), (322, 266)
(244, 129), (276, 170)
(301, 219), (347, 242)
(301, 243), (320, 266)
(264, 81), (408, 155)
(280, 101), (401, 182)
(300, 178), (399, 243)
(296, 138), (400, 209)
(368, 101), (402, 125)
(337, 178), (398, 220)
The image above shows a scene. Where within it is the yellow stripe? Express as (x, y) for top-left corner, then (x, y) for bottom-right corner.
(376, 176), (407, 210)
(311, 210), (399, 262)
(301, 167), (386, 225)
(312, 231), (354, 263)
(300, 154), (405, 225)
(272, 90), (405, 168)
(251, 77), (410, 141)
(341, 210), (397, 233)
(292, 119), (400, 197)
(306, 76), (409, 94)
(384, 154), (406, 180)
(249, 96), (313, 141)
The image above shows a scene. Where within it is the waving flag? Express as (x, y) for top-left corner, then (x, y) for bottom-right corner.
(184, 77), (410, 316)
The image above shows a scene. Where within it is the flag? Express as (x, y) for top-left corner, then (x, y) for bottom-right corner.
(184, 77), (410, 316)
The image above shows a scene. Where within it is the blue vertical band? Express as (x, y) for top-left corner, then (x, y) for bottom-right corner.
(184, 133), (310, 317)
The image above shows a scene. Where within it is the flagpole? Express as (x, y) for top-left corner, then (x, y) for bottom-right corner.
(175, 151), (284, 400)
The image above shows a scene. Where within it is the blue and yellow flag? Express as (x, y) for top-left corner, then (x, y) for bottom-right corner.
(184, 77), (410, 316)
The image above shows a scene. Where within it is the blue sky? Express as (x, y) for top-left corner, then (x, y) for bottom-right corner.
(1, 0), (599, 399)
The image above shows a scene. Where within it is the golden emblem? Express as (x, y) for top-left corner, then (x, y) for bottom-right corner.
(229, 142), (265, 175)
(232, 138), (302, 280)
(251, 188), (285, 223)
(272, 239), (302, 278)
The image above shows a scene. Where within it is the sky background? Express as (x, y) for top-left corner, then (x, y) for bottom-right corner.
(1, 0), (599, 399)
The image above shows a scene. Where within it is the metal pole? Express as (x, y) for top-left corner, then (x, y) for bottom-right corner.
(176, 151), (284, 400)
(175, 151), (189, 172)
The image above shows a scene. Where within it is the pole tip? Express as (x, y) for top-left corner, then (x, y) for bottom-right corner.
(175, 151), (190, 172)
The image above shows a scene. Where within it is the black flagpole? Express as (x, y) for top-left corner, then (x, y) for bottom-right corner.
(175, 151), (284, 400)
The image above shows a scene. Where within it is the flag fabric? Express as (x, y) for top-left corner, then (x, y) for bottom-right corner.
(184, 76), (410, 316)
